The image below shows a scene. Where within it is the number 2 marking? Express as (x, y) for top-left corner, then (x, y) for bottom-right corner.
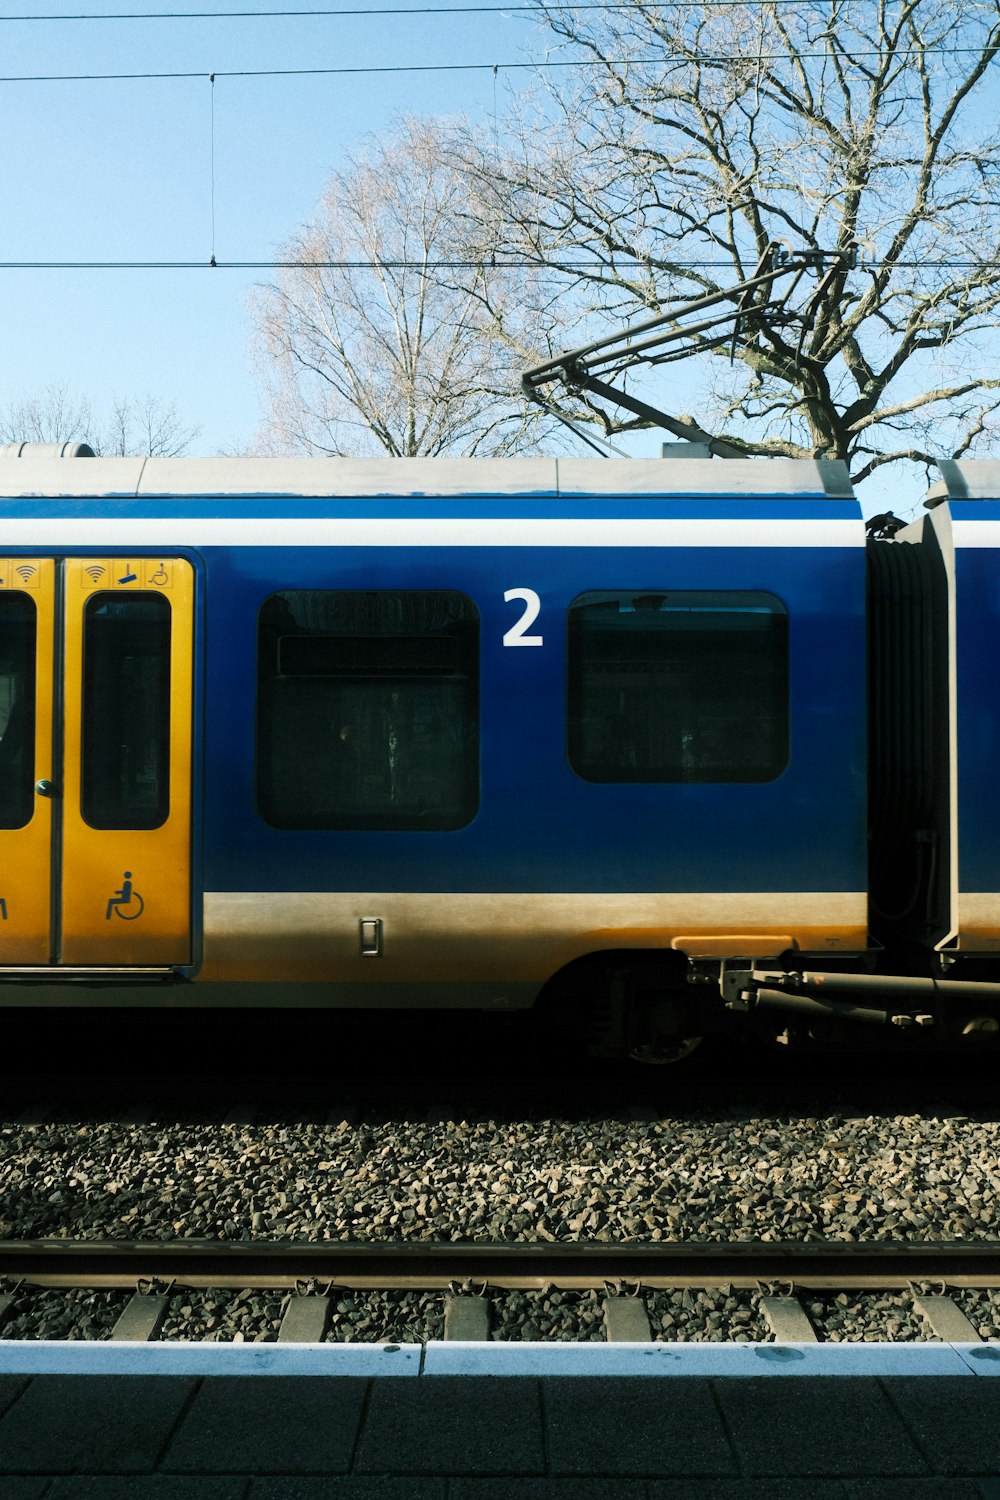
(503, 588), (543, 646)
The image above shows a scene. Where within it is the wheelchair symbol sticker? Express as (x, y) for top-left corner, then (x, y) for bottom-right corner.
(106, 872), (145, 921)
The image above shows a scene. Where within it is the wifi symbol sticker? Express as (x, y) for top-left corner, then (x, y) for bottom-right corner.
(14, 564), (37, 587)
(85, 564), (106, 585)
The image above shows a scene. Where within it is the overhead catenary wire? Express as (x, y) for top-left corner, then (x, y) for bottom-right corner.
(0, 43), (994, 82)
(0, 2), (828, 18)
(0, 257), (993, 269)
(0, 59), (666, 81)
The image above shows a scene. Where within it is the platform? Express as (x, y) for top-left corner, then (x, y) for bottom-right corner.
(0, 1347), (998, 1495)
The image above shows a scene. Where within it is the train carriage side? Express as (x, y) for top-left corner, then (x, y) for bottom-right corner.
(922, 460), (1000, 977)
(0, 453), (870, 1056)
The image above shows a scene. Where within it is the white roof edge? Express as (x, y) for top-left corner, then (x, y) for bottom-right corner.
(137, 456), (562, 499)
(0, 456), (146, 498)
(926, 459), (1000, 505)
(556, 456), (853, 498)
(0, 455), (856, 501)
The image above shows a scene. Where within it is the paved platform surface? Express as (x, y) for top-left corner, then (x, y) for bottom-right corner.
(1, 1375), (1000, 1496)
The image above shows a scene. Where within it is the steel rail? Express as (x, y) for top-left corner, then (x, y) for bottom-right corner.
(1, 1239), (999, 1291)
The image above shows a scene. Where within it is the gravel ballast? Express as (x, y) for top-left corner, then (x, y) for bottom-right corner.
(1, 1287), (132, 1341)
(646, 1286), (770, 1342)
(0, 1107), (997, 1245)
(0, 1283), (959, 1342)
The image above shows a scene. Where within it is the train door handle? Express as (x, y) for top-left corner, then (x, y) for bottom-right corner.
(34, 779), (56, 798)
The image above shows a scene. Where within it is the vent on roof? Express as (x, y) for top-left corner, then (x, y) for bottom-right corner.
(661, 441), (712, 459)
(0, 441), (96, 459)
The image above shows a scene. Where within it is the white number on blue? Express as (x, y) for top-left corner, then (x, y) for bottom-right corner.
(503, 588), (543, 647)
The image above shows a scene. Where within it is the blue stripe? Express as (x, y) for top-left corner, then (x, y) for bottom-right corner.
(0, 495), (860, 522)
(950, 500), (1000, 520)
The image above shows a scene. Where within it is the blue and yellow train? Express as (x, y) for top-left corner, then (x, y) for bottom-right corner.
(0, 446), (995, 1058)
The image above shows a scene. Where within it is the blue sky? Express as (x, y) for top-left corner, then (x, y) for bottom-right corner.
(0, 4), (981, 521)
(0, 2), (553, 454)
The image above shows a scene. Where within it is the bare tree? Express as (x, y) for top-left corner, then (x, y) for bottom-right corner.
(252, 117), (571, 457)
(458, 0), (1000, 479)
(0, 384), (95, 448)
(98, 394), (200, 458)
(0, 383), (199, 457)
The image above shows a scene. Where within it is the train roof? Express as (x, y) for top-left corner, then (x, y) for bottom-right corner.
(926, 459), (1000, 504)
(0, 454), (854, 501)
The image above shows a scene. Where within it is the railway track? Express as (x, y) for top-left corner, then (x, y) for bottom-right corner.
(1, 1239), (999, 1345)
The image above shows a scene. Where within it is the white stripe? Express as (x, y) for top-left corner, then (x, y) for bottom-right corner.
(0, 1339), (420, 1376)
(200, 888), (868, 984)
(956, 894), (1000, 917)
(422, 1339), (978, 1377)
(199, 888), (868, 986)
(0, 518), (863, 548)
(953, 521), (1000, 547)
(206, 889), (868, 929)
(0, 1338), (984, 1377)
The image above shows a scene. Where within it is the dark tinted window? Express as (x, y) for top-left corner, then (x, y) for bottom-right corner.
(568, 590), (788, 783)
(82, 593), (171, 829)
(0, 593), (37, 829)
(257, 590), (479, 830)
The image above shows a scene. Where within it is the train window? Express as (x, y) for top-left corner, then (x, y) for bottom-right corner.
(257, 590), (479, 830)
(0, 593), (37, 829)
(81, 593), (171, 830)
(567, 590), (788, 783)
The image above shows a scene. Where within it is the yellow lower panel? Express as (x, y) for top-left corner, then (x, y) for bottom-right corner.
(0, 822), (51, 964)
(956, 895), (1000, 951)
(60, 835), (190, 965)
(199, 890), (870, 984)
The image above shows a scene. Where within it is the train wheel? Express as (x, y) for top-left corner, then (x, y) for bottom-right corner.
(628, 1033), (703, 1065)
(626, 991), (703, 1065)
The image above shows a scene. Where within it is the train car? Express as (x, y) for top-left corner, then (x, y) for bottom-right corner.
(912, 461), (1000, 983)
(0, 448), (880, 1058)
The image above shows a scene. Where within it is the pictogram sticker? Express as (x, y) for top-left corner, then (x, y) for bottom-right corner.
(105, 872), (145, 921)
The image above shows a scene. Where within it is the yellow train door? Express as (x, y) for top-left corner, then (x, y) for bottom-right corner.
(0, 556), (194, 972)
(0, 559), (55, 963)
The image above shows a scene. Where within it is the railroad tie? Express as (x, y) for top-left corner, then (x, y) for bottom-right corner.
(277, 1295), (332, 1343)
(912, 1294), (982, 1342)
(444, 1295), (490, 1341)
(760, 1296), (818, 1343)
(603, 1295), (652, 1342)
(110, 1293), (170, 1342)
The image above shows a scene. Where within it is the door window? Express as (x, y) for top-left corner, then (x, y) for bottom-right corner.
(0, 593), (37, 829)
(81, 592), (172, 830)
